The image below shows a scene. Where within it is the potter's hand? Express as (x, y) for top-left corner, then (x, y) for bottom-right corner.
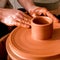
(0, 8), (31, 28)
(29, 6), (59, 23)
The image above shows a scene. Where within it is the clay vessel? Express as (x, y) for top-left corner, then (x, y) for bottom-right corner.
(6, 16), (60, 60)
(31, 16), (53, 40)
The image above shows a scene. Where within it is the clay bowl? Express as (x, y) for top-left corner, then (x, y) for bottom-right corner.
(6, 16), (60, 60)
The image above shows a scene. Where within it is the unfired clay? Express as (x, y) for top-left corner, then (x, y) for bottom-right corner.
(6, 16), (60, 60)
(31, 16), (53, 40)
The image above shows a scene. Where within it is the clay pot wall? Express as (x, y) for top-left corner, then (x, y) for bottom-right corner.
(31, 16), (53, 40)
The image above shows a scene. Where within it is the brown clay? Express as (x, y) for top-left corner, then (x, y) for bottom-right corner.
(31, 16), (53, 40)
(6, 16), (60, 60)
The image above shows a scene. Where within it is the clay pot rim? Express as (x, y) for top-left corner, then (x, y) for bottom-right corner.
(31, 16), (53, 26)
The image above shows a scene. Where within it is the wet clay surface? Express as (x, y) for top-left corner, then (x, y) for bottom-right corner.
(6, 22), (60, 60)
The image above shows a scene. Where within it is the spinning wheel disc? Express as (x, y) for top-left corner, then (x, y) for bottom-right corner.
(6, 23), (60, 59)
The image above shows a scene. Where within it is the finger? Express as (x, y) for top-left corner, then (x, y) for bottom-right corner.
(6, 21), (20, 26)
(20, 22), (30, 28)
(15, 20), (30, 28)
(19, 12), (32, 22)
(13, 16), (21, 22)
(12, 14), (31, 26)
(37, 9), (47, 16)
(11, 13), (23, 22)
(15, 13), (31, 26)
(23, 17), (31, 25)
(13, 12), (32, 24)
(11, 15), (28, 25)
(19, 19), (31, 26)
(47, 11), (59, 23)
(18, 11), (29, 19)
(32, 10), (46, 17)
(14, 21), (20, 26)
(14, 16), (31, 27)
(37, 11), (45, 16)
(31, 13), (37, 17)
(14, 17), (31, 26)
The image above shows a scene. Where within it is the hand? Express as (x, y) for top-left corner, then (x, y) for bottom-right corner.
(29, 6), (59, 23)
(0, 8), (32, 28)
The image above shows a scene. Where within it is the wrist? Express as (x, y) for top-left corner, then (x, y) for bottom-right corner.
(28, 5), (37, 13)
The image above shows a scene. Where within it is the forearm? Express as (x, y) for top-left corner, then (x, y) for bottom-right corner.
(0, 8), (5, 22)
(17, 0), (36, 12)
(0, 8), (2, 21)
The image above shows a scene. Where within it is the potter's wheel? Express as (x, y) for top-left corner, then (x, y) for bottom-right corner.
(6, 23), (60, 59)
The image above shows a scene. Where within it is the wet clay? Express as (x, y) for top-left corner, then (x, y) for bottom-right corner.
(6, 16), (60, 60)
(31, 16), (53, 40)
